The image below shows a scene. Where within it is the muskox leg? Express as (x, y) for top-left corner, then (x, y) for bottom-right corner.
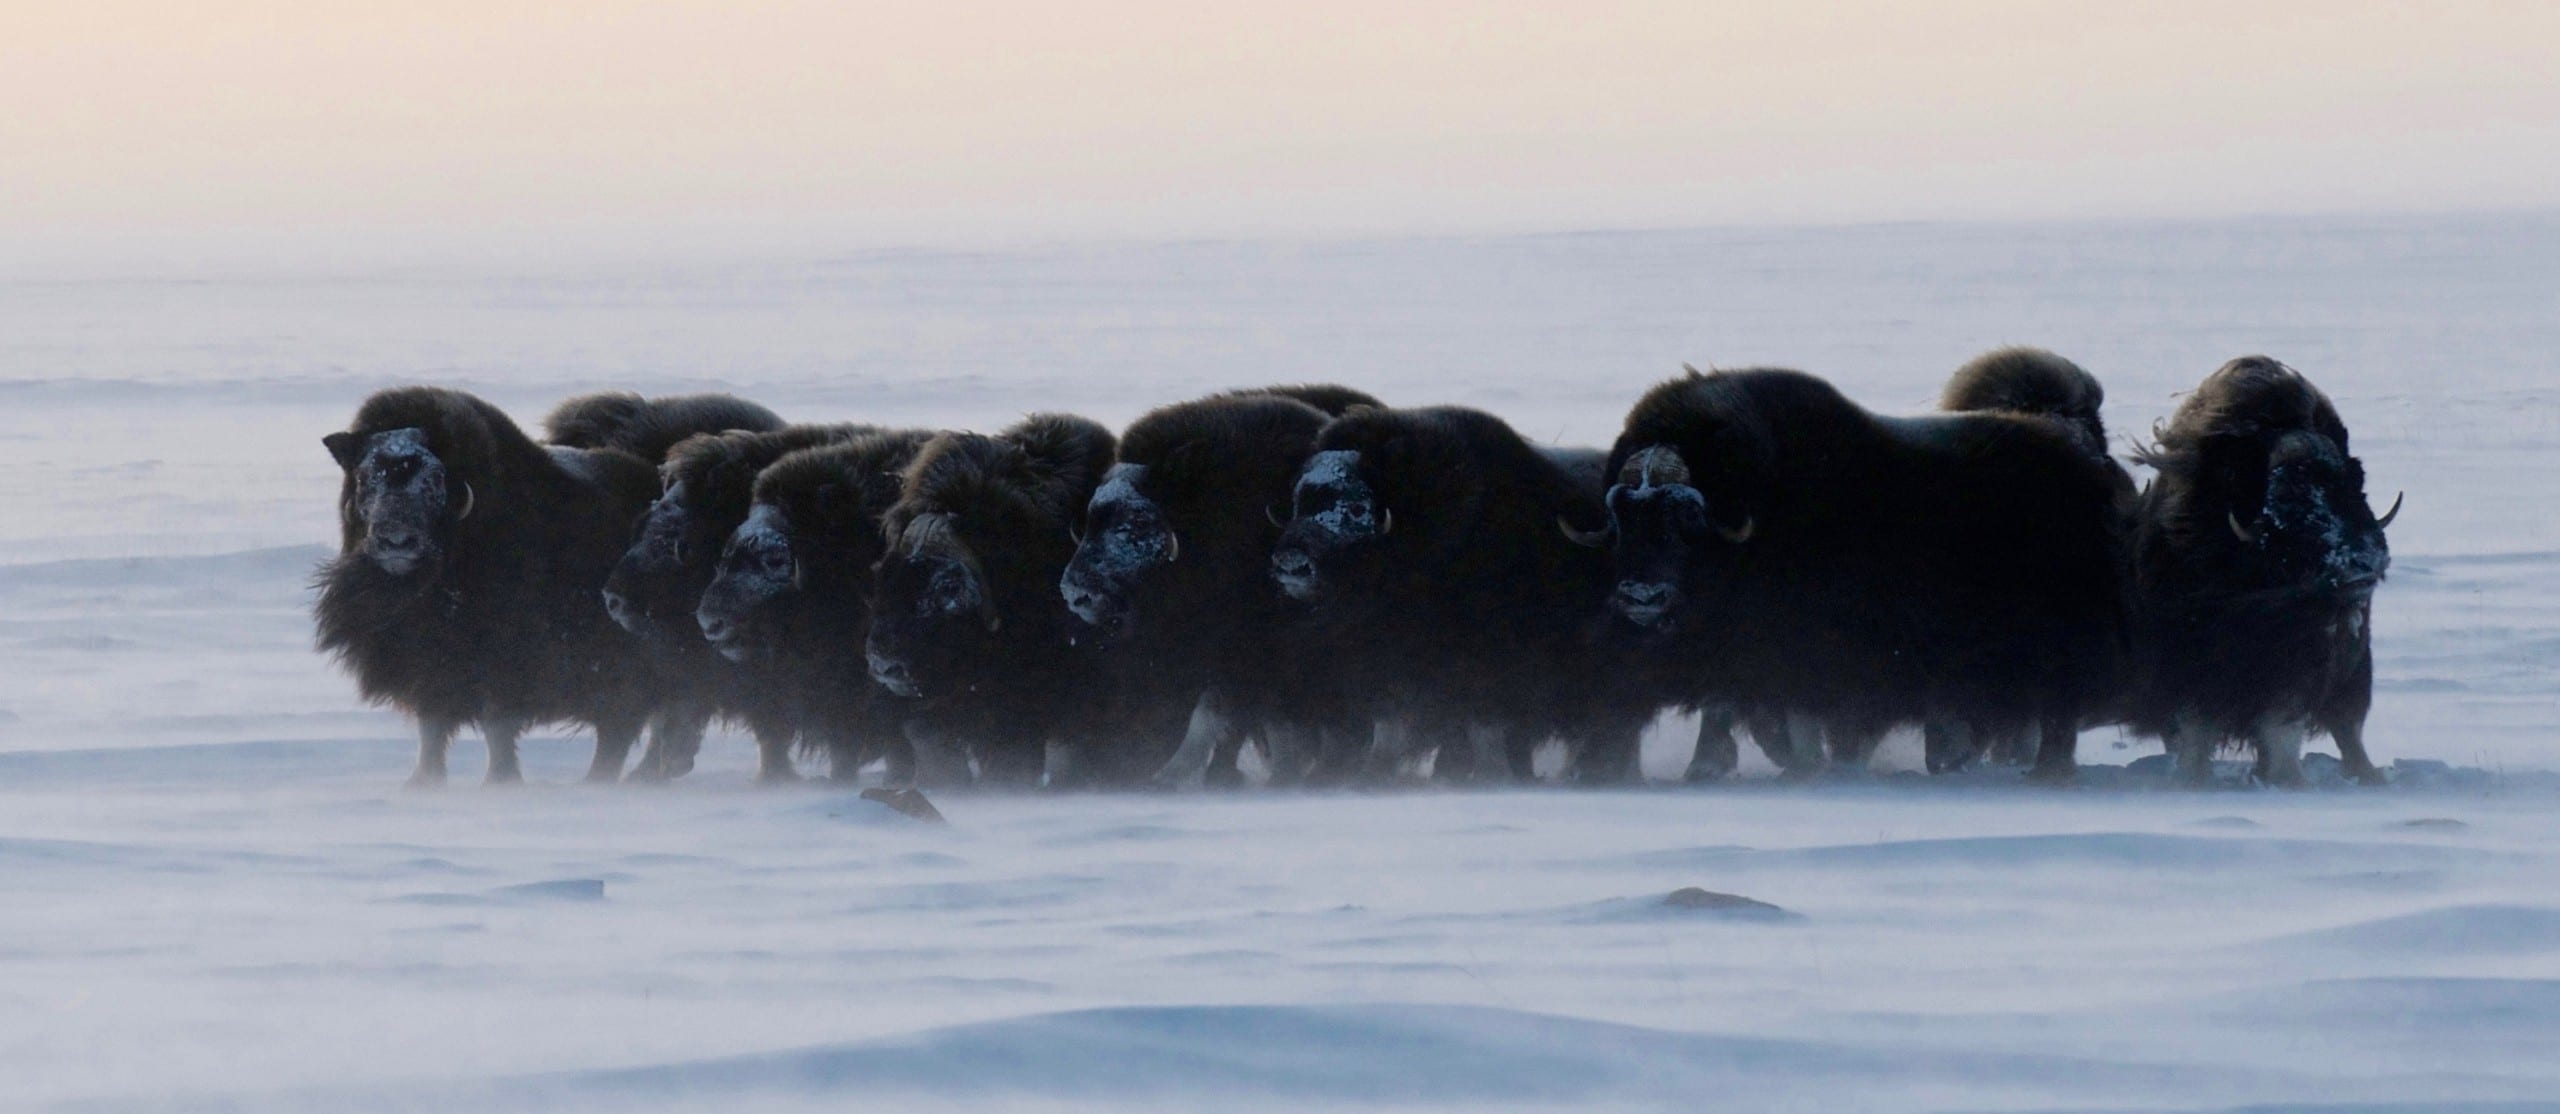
(1460, 721), (1513, 786)
(1772, 712), (1827, 779)
(2167, 717), (2216, 788)
(1301, 720), (1372, 787)
(1923, 721), (1978, 775)
(2252, 719), (2309, 789)
(901, 721), (973, 789)
(754, 729), (801, 784)
(2025, 710), (2078, 785)
(483, 718), (527, 786)
(1364, 716), (1429, 784)
(407, 719), (458, 789)
(1151, 692), (1243, 790)
(1258, 720), (1317, 786)
(1572, 723), (1644, 786)
(623, 702), (710, 783)
(2324, 646), (2384, 785)
(1685, 705), (1742, 782)
(1989, 730), (2036, 766)
(1828, 724), (1884, 773)
(2328, 718), (2383, 786)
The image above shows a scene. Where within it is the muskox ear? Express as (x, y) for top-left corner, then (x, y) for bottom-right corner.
(323, 431), (366, 472)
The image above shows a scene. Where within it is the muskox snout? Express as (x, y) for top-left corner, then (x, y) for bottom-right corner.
(697, 609), (751, 662)
(366, 525), (430, 574)
(1271, 547), (1319, 600)
(1612, 580), (1678, 627)
(601, 587), (640, 631)
(868, 651), (921, 698)
(1060, 574), (1129, 637)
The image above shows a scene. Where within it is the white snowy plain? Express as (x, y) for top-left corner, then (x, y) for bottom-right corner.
(3, 213), (2559, 1112)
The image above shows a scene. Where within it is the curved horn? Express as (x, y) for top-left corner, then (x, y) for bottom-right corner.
(1068, 520), (1084, 545)
(2375, 491), (2403, 529)
(1163, 529), (1179, 563)
(1716, 514), (1754, 544)
(2228, 511), (2256, 543)
(454, 481), (475, 522)
(1265, 503), (1288, 529)
(1379, 507), (1394, 537)
(980, 595), (1003, 633)
(1557, 515), (1612, 548)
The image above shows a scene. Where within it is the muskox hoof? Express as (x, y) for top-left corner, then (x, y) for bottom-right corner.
(1202, 765), (1247, 791)
(483, 767), (525, 787)
(403, 768), (448, 791)
(2023, 762), (2076, 787)
(2346, 765), (2389, 787)
(756, 766), (803, 786)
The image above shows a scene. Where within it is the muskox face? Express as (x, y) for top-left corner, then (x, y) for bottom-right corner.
(1270, 449), (1390, 602)
(324, 426), (469, 577)
(2216, 429), (2396, 599)
(696, 502), (797, 662)
(1570, 446), (1750, 630)
(865, 514), (1000, 698)
(605, 480), (721, 639)
(1059, 464), (1177, 641)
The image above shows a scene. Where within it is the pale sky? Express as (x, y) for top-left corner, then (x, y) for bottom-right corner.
(6, 1), (2559, 260)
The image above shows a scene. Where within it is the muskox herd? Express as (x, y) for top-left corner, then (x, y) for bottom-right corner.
(315, 351), (2399, 791)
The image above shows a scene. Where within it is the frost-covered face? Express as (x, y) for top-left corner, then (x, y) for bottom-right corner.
(1060, 464), (1177, 641)
(325, 426), (467, 577)
(2224, 430), (2395, 598)
(1571, 447), (1749, 631)
(1271, 450), (1389, 602)
(605, 480), (723, 639)
(696, 502), (797, 662)
(866, 514), (1000, 699)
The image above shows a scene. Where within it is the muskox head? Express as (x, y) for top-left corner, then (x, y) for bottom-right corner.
(1270, 449), (1392, 602)
(864, 512), (1002, 698)
(695, 502), (797, 662)
(1059, 463), (1178, 641)
(1562, 445), (1753, 629)
(2205, 427), (2398, 599)
(604, 479), (721, 639)
(324, 426), (472, 577)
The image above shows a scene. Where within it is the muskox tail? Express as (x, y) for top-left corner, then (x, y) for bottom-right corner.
(544, 392), (787, 464)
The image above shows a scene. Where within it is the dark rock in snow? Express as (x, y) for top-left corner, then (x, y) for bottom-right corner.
(863, 786), (947, 825)
(1661, 888), (1796, 921)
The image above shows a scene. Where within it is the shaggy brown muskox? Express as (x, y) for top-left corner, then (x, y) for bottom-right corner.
(864, 414), (1149, 787)
(602, 422), (877, 781)
(692, 428), (935, 783)
(1059, 389), (1369, 788)
(1271, 406), (1653, 784)
(314, 387), (661, 785)
(1580, 367), (2128, 783)
(2129, 357), (2397, 786)
(541, 391), (785, 464)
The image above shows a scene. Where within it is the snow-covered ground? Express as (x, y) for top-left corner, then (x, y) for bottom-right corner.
(4, 213), (2558, 1111)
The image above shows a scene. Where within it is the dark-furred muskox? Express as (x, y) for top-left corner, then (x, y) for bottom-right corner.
(865, 414), (1139, 786)
(1922, 347), (2139, 773)
(603, 423), (878, 781)
(2129, 357), (2397, 786)
(1585, 367), (2128, 782)
(1271, 406), (1651, 783)
(314, 387), (661, 785)
(1058, 386), (1378, 788)
(692, 428), (934, 782)
(542, 391), (786, 464)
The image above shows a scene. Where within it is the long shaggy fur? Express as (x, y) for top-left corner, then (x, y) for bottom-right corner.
(313, 386), (661, 782)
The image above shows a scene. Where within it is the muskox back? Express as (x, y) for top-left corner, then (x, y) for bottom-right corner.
(2127, 356), (2394, 785)
(543, 391), (785, 463)
(315, 386), (661, 785)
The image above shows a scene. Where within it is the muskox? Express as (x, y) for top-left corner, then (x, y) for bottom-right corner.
(1582, 367), (2128, 782)
(541, 391), (786, 464)
(1923, 347), (2140, 773)
(865, 414), (1140, 787)
(603, 422), (878, 781)
(1058, 387), (1378, 788)
(691, 428), (934, 783)
(2129, 357), (2397, 786)
(1271, 406), (1651, 783)
(314, 387), (662, 785)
